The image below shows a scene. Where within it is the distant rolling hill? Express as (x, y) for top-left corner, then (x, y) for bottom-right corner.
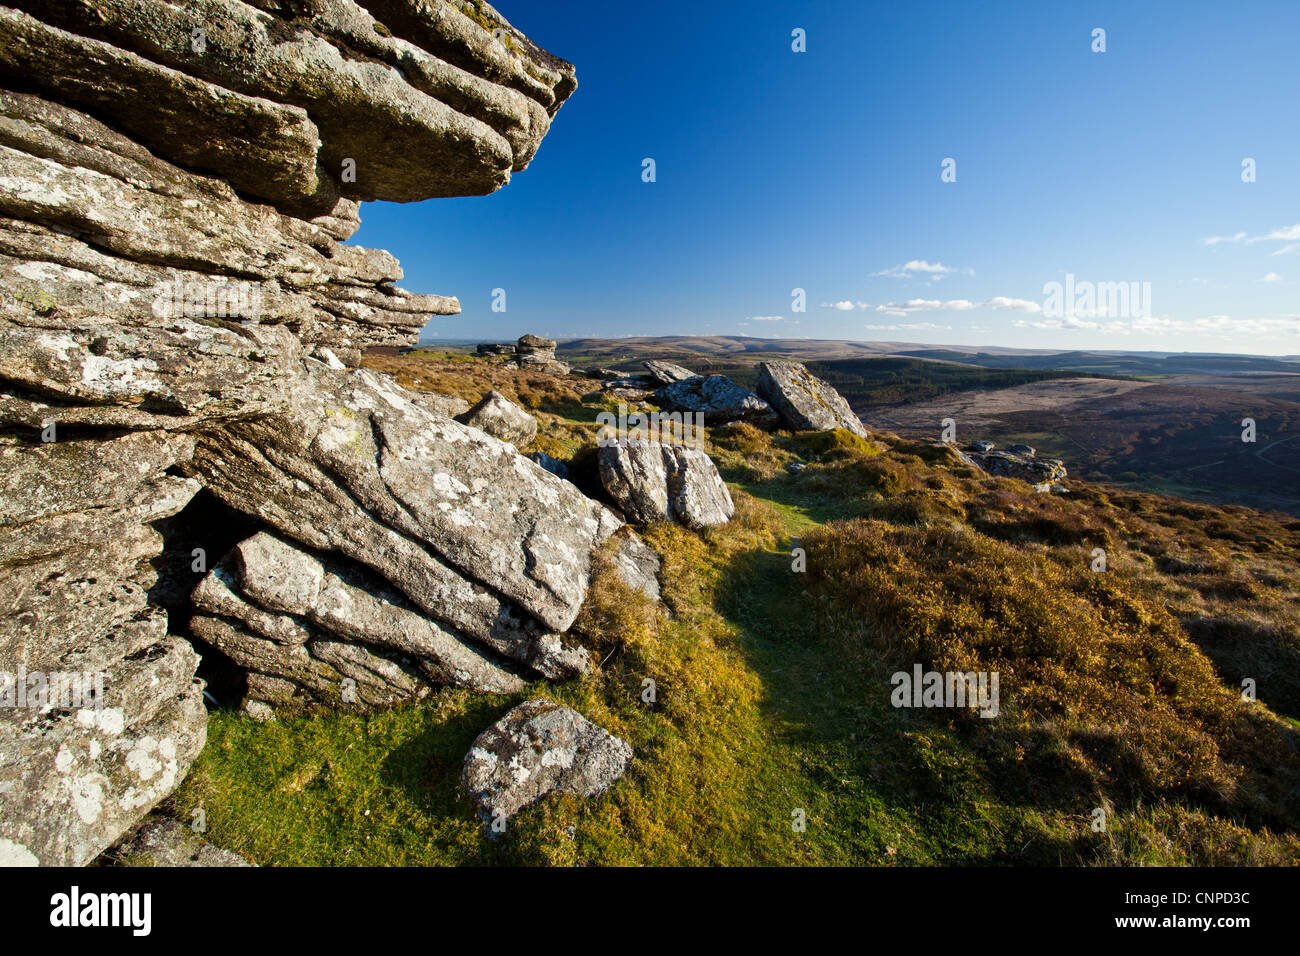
(416, 335), (1300, 514)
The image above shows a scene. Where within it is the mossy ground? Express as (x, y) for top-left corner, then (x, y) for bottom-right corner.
(163, 354), (1300, 866)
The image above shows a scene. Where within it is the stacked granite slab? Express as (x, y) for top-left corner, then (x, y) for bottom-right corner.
(0, 0), (585, 864)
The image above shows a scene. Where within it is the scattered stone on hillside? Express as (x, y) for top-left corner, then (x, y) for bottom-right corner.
(455, 389), (537, 447)
(108, 817), (253, 868)
(755, 361), (867, 437)
(515, 333), (570, 375)
(476, 343), (516, 356)
(528, 451), (570, 478)
(605, 374), (657, 388)
(598, 438), (735, 529)
(1007, 443), (1037, 457)
(243, 699), (276, 722)
(969, 439), (995, 454)
(462, 699), (633, 831)
(642, 360), (695, 385)
(596, 386), (656, 404)
(787, 462), (808, 474)
(611, 530), (663, 603)
(654, 375), (779, 429)
(956, 445), (1068, 485)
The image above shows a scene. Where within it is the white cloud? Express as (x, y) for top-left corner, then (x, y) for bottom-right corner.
(822, 300), (857, 311)
(747, 315), (783, 321)
(1271, 243), (1300, 256)
(1249, 224), (1300, 243)
(1203, 224), (1300, 246)
(871, 260), (962, 279)
(1263, 272), (1284, 283)
(984, 296), (1042, 312)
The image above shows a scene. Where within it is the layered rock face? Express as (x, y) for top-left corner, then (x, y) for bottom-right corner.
(0, 0), (580, 864)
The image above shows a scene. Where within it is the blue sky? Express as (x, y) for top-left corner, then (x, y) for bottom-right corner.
(352, 0), (1300, 355)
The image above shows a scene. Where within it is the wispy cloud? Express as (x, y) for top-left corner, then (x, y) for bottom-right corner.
(983, 296), (1043, 312)
(1263, 272), (1283, 283)
(747, 315), (783, 321)
(1203, 231), (1247, 246)
(825, 296), (1043, 317)
(1015, 314), (1300, 337)
(1250, 225), (1300, 243)
(1203, 224), (1300, 246)
(863, 321), (952, 332)
(871, 260), (970, 279)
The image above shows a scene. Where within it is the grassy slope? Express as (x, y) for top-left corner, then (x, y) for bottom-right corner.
(162, 353), (1300, 866)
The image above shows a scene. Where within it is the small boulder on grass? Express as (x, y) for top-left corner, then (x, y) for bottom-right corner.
(611, 530), (662, 603)
(463, 699), (633, 835)
(454, 389), (537, 447)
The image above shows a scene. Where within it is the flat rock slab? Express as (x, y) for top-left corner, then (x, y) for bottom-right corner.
(642, 360), (695, 385)
(463, 699), (633, 829)
(755, 361), (867, 437)
(195, 362), (621, 639)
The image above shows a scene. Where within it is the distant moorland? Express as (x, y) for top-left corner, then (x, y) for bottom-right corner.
(419, 337), (1300, 516)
